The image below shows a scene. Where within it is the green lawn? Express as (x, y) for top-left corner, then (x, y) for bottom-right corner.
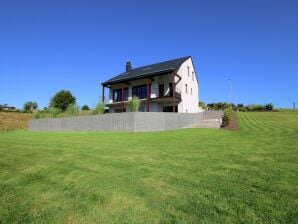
(0, 112), (297, 223)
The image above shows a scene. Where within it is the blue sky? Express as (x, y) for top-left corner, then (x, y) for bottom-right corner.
(0, 0), (297, 109)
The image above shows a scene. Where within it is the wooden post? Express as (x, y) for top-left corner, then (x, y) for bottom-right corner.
(121, 83), (124, 112)
(172, 72), (176, 112)
(146, 79), (150, 112)
(101, 84), (105, 104)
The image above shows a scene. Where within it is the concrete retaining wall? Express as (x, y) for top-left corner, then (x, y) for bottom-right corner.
(203, 110), (224, 120)
(29, 112), (203, 132)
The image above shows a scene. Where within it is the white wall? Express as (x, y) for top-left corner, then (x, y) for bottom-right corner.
(176, 57), (199, 113)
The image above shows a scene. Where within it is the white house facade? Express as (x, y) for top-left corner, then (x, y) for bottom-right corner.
(101, 56), (199, 113)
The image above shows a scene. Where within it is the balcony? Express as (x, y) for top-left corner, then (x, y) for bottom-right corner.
(105, 87), (181, 106)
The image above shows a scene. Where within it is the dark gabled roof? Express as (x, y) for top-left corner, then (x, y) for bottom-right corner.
(102, 56), (191, 86)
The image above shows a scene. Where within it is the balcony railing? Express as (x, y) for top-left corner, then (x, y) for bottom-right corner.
(106, 87), (181, 104)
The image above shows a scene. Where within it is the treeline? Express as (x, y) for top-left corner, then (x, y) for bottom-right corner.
(199, 102), (274, 112)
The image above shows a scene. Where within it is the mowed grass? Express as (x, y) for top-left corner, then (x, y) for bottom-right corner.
(0, 112), (297, 223)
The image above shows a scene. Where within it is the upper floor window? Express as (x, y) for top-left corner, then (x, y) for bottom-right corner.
(191, 88), (192, 95)
(113, 88), (128, 102)
(187, 66), (190, 77)
(132, 84), (149, 99)
(192, 71), (194, 81)
(185, 84), (188, 94)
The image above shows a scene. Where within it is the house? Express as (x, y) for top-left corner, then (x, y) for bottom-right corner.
(101, 56), (199, 113)
(0, 104), (17, 111)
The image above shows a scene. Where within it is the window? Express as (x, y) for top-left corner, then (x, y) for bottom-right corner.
(185, 84), (188, 94)
(191, 88), (192, 95)
(159, 84), (164, 97)
(192, 71), (194, 81)
(132, 84), (149, 99)
(113, 88), (128, 102)
(187, 66), (190, 76)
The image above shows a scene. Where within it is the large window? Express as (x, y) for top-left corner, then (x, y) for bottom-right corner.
(132, 85), (149, 99)
(113, 88), (128, 102)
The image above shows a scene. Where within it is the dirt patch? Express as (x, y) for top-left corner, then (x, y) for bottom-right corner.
(227, 112), (239, 131)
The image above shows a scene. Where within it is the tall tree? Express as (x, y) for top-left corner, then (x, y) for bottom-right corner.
(23, 101), (38, 112)
(49, 90), (76, 111)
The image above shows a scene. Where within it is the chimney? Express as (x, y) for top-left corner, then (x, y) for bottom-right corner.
(126, 61), (132, 72)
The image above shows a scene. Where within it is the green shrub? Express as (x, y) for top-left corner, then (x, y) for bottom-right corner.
(128, 96), (140, 112)
(92, 103), (105, 115)
(246, 104), (265, 112)
(199, 101), (206, 109)
(81, 105), (90, 110)
(47, 107), (61, 118)
(66, 104), (80, 116)
(238, 107), (247, 112)
(265, 103), (274, 111)
(222, 106), (232, 127)
(207, 102), (229, 110)
(32, 111), (45, 119)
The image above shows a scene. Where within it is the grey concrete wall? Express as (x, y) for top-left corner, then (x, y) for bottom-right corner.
(203, 110), (224, 120)
(29, 112), (203, 132)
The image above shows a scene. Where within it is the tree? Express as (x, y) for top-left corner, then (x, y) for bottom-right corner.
(81, 105), (90, 110)
(23, 101), (38, 112)
(265, 103), (274, 111)
(49, 90), (76, 111)
(199, 101), (206, 109)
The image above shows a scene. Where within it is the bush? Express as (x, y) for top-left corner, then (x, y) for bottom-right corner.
(32, 111), (44, 119)
(238, 107), (247, 112)
(66, 104), (80, 116)
(265, 103), (274, 111)
(49, 90), (76, 111)
(81, 105), (90, 110)
(92, 103), (104, 115)
(207, 102), (229, 110)
(47, 107), (61, 118)
(222, 106), (232, 127)
(246, 104), (265, 112)
(199, 101), (206, 109)
(128, 96), (140, 112)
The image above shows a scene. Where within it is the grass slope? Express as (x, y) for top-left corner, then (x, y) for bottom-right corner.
(0, 112), (30, 131)
(0, 112), (297, 223)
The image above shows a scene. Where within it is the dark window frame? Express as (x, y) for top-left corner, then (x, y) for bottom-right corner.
(113, 88), (128, 102)
(132, 84), (149, 99)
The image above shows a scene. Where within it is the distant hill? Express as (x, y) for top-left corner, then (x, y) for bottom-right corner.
(0, 112), (31, 131)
